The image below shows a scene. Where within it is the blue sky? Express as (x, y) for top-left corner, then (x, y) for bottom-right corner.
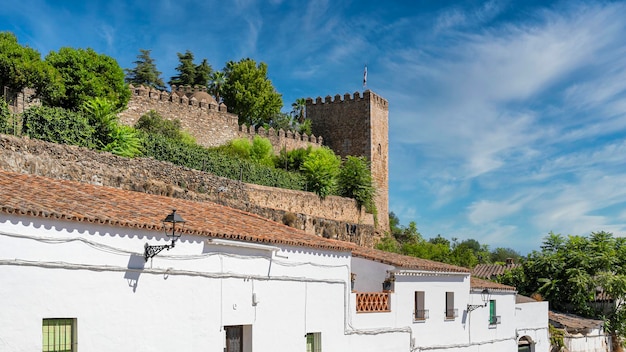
(3, 0), (626, 254)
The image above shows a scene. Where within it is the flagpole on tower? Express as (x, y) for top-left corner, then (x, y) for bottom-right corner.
(363, 64), (368, 89)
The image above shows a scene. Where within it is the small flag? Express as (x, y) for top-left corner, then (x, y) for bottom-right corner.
(363, 64), (368, 88)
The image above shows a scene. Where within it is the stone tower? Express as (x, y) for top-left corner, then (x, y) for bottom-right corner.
(306, 90), (389, 232)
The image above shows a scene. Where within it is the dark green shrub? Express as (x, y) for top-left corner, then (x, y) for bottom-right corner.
(338, 156), (376, 213)
(22, 105), (95, 147)
(82, 97), (142, 157)
(142, 133), (305, 190)
(275, 146), (311, 172)
(135, 110), (194, 144)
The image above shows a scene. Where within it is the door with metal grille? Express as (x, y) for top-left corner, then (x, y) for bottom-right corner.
(225, 325), (243, 352)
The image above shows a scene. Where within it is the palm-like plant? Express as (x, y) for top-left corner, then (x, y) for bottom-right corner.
(209, 71), (226, 104)
(291, 98), (306, 123)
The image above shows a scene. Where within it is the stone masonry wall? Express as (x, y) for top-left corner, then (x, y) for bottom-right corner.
(0, 135), (379, 247)
(118, 85), (322, 153)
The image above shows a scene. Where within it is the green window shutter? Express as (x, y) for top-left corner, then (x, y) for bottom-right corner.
(489, 300), (496, 324)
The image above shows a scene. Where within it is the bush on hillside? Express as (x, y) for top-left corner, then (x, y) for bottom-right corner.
(337, 156), (376, 214)
(135, 110), (195, 145)
(300, 146), (341, 198)
(22, 105), (95, 148)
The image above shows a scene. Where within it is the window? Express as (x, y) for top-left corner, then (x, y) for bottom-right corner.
(42, 318), (76, 352)
(445, 292), (457, 319)
(414, 291), (428, 320)
(489, 300), (500, 324)
(225, 325), (243, 352)
(306, 332), (321, 352)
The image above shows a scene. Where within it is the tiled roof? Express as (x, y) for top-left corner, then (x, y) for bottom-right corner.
(352, 246), (469, 273)
(516, 294), (539, 304)
(472, 263), (519, 279)
(549, 311), (603, 332)
(0, 169), (471, 274)
(470, 277), (516, 291)
(0, 170), (355, 252)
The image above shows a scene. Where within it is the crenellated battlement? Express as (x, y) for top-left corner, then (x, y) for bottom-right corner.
(120, 85), (322, 152)
(237, 124), (323, 154)
(128, 84), (228, 112)
(305, 90), (389, 108)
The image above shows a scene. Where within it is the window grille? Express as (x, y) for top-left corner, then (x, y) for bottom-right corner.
(42, 318), (76, 352)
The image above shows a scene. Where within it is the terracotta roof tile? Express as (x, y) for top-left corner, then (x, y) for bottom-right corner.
(0, 170), (470, 274)
(470, 277), (516, 291)
(472, 263), (520, 279)
(0, 170), (354, 252)
(549, 311), (603, 332)
(352, 246), (469, 273)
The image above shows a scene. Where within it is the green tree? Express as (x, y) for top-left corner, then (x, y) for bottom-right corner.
(169, 50), (196, 87)
(291, 98), (306, 123)
(337, 156), (376, 213)
(300, 146), (340, 198)
(499, 231), (626, 338)
(45, 47), (129, 110)
(274, 146), (311, 172)
(222, 58), (283, 126)
(194, 58), (212, 87)
(0, 31), (64, 104)
(209, 71), (226, 103)
(125, 49), (165, 90)
(490, 247), (521, 264)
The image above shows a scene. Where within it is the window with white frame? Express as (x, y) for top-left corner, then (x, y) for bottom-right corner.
(414, 291), (428, 320)
(42, 318), (76, 352)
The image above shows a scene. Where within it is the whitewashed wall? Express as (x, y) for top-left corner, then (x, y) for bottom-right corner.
(515, 300), (550, 352)
(0, 214), (375, 352)
(564, 328), (612, 352)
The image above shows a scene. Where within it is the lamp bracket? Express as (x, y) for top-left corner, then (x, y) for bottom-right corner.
(144, 241), (174, 261)
(467, 304), (485, 313)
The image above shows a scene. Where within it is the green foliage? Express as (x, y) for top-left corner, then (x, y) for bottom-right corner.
(22, 105), (95, 147)
(135, 110), (194, 144)
(194, 59), (212, 87)
(104, 124), (142, 157)
(300, 146), (341, 198)
(169, 50), (196, 87)
(490, 247), (522, 264)
(376, 234), (400, 253)
(298, 119), (312, 136)
(222, 58), (283, 126)
(168, 51), (212, 88)
(337, 156), (376, 213)
(45, 47), (129, 110)
(125, 49), (165, 90)
(0, 99), (10, 134)
(291, 98), (307, 123)
(250, 136), (274, 166)
(209, 71), (226, 103)
(549, 324), (565, 351)
(0, 31), (64, 104)
(499, 231), (626, 336)
(82, 97), (142, 157)
(275, 146), (311, 172)
(142, 134), (305, 190)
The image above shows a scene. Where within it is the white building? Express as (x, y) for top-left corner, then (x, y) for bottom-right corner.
(0, 170), (548, 351)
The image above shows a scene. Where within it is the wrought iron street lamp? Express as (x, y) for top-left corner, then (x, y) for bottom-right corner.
(144, 209), (186, 261)
(467, 288), (491, 313)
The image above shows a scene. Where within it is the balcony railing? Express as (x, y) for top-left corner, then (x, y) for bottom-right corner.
(445, 308), (458, 319)
(356, 292), (391, 313)
(414, 309), (429, 321)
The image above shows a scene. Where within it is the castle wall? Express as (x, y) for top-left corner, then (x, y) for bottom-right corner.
(118, 85), (322, 153)
(118, 85), (239, 147)
(306, 91), (389, 231)
(0, 134), (379, 247)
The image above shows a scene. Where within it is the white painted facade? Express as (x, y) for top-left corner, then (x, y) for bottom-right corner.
(0, 211), (549, 351)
